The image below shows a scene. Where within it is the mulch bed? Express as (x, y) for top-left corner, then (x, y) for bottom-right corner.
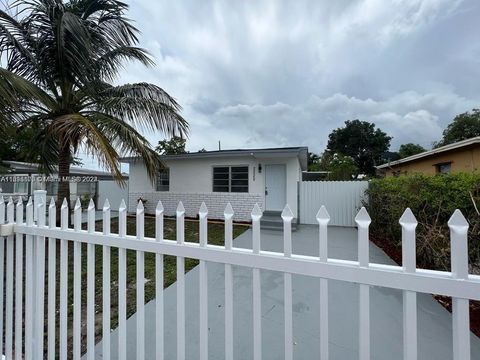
(370, 235), (480, 338)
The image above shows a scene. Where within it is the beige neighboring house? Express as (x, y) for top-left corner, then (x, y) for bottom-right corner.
(377, 137), (480, 177)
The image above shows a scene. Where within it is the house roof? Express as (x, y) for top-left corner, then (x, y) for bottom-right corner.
(1, 160), (128, 180)
(121, 146), (309, 170)
(377, 136), (480, 169)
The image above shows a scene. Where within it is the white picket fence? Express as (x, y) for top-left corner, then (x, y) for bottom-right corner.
(0, 195), (479, 360)
(299, 180), (369, 226)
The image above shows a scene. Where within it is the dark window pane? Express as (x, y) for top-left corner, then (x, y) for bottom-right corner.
(213, 185), (229, 192)
(231, 166), (248, 173)
(0, 182), (14, 193)
(213, 172), (229, 180)
(231, 186), (248, 193)
(213, 179), (229, 186)
(213, 167), (229, 174)
(156, 169), (169, 191)
(231, 179), (248, 186)
(231, 173), (248, 180)
(437, 163), (451, 174)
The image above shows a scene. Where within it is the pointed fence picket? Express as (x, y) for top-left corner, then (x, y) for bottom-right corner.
(59, 198), (68, 360)
(356, 207), (371, 360)
(0, 196), (4, 358)
(316, 205), (330, 360)
(102, 199), (111, 360)
(136, 201), (145, 360)
(281, 205), (293, 360)
(47, 199), (56, 360)
(117, 199), (127, 360)
(223, 203), (234, 360)
(14, 199), (23, 360)
(0, 196), (478, 360)
(25, 198), (33, 359)
(251, 204), (262, 360)
(198, 202), (209, 360)
(73, 199), (82, 360)
(400, 208), (418, 360)
(176, 201), (186, 360)
(87, 200), (96, 360)
(5, 198), (14, 360)
(155, 201), (165, 360)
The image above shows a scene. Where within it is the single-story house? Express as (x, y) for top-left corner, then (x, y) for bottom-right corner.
(377, 137), (480, 177)
(121, 146), (308, 222)
(0, 160), (128, 210)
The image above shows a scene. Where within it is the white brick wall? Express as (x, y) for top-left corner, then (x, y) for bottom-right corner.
(129, 192), (264, 221)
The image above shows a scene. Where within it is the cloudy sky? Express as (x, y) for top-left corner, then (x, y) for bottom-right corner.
(82, 0), (480, 167)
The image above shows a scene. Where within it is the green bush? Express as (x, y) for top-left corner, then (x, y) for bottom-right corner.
(366, 173), (480, 272)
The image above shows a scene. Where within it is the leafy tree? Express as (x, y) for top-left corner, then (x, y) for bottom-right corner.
(0, 126), (18, 162)
(382, 151), (400, 162)
(435, 109), (480, 147)
(308, 152), (321, 171)
(156, 136), (187, 155)
(326, 120), (392, 176)
(398, 143), (426, 158)
(0, 124), (83, 167)
(0, 0), (188, 213)
(320, 152), (358, 180)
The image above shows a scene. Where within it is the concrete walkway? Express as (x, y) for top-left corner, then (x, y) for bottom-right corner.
(91, 225), (480, 359)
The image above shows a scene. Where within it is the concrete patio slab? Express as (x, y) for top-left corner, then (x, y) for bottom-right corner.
(90, 225), (480, 359)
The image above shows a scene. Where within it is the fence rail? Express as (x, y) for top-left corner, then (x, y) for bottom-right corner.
(0, 195), (479, 360)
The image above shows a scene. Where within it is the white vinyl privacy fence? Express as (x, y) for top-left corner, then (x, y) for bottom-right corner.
(299, 180), (369, 226)
(0, 195), (478, 360)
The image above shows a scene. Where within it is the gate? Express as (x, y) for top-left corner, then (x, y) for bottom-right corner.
(0, 195), (478, 360)
(299, 180), (369, 226)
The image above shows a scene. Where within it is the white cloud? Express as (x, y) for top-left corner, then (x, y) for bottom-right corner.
(78, 0), (480, 168)
(191, 90), (476, 153)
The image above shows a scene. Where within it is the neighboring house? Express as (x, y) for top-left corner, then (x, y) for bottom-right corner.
(0, 160), (128, 210)
(121, 147), (308, 221)
(377, 137), (480, 177)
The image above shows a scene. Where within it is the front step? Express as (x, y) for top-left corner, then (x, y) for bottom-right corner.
(261, 211), (297, 231)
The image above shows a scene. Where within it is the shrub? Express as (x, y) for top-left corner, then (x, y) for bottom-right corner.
(366, 173), (480, 273)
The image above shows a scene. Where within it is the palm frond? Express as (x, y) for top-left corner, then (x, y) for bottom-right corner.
(93, 82), (189, 136)
(0, 9), (38, 79)
(0, 67), (56, 122)
(84, 110), (163, 182)
(53, 112), (124, 180)
(95, 46), (153, 81)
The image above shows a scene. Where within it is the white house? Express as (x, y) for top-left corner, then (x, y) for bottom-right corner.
(121, 147), (308, 221)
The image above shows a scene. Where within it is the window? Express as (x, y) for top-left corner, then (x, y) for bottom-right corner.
(436, 162), (451, 174)
(213, 166), (248, 193)
(156, 169), (169, 191)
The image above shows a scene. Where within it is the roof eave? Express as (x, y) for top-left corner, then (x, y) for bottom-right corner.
(377, 137), (480, 169)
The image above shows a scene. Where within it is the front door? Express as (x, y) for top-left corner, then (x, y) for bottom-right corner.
(265, 164), (286, 211)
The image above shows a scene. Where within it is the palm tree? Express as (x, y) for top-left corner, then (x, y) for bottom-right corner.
(0, 0), (188, 212)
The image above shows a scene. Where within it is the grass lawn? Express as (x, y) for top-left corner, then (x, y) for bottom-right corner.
(67, 215), (249, 355)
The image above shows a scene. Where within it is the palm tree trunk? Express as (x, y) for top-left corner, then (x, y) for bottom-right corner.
(57, 139), (71, 225)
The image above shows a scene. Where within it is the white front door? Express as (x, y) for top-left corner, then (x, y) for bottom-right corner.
(265, 164), (286, 211)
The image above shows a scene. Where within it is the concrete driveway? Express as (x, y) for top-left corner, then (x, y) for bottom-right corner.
(91, 225), (480, 359)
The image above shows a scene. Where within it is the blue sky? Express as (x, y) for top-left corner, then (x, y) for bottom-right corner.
(81, 0), (480, 169)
